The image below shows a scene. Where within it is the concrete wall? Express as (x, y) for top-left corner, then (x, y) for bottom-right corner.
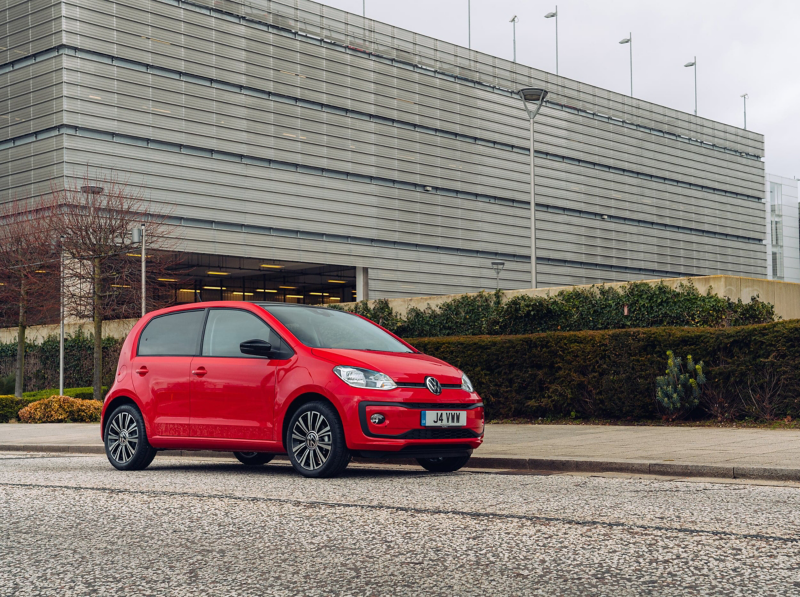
(4, 275), (795, 343)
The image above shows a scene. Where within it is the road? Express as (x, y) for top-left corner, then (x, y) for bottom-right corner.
(1, 453), (799, 596)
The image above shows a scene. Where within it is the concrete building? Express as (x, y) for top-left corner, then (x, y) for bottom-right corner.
(764, 173), (800, 283)
(2, 0), (767, 305)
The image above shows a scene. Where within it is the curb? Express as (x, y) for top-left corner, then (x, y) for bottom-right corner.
(2, 444), (799, 482)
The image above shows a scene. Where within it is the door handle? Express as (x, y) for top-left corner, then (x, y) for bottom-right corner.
(135, 366), (149, 376)
(192, 367), (207, 377)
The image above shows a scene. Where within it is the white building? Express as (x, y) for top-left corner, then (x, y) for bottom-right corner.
(765, 173), (800, 282)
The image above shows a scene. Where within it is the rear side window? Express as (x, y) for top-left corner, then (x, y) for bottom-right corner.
(137, 310), (205, 356)
(202, 309), (280, 357)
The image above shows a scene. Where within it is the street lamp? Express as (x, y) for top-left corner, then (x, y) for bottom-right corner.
(59, 234), (65, 396)
(619, 33), (632, 97)
(544, 7), (558, 75)
(132, 223), (146, 317)
(517, 87), (549, 289)
(741, 93), (749, 130)
(684, 57), (697, 116)
(362, 0), (365, 17)
(510, 15), (519, 63)
(491, 261), (505, 291)
(468, 0), (471, 49)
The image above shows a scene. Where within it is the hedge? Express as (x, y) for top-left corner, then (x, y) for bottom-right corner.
(0, 329), (121, 394)
(410, 320), (800, 421)
(0, 396), (38, 423)
(336, 281), (777, 339)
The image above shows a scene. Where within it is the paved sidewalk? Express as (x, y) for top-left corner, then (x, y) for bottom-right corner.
(2, 423), (800, 481)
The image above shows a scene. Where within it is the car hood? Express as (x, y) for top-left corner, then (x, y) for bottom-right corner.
(311, 348), (463, 385)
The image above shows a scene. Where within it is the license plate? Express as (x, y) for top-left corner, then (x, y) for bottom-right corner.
(421, 411), (466, 427)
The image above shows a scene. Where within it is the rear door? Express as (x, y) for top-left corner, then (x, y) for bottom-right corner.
(190, 308), (285, 441)
(131, 309), (205, 438)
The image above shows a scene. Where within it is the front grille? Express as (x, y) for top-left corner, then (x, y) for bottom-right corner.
(402, 428), (479, 440)
(396, 383), (463, 389)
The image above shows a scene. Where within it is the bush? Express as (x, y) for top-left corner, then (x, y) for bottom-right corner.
(0, 329), (122, 394)
(23, 386), (108, 401)
(335, 281), (777, 339)
(410, 320), (800, 422)
(655, 352), (706, 417)
(0, 395), (38, 423)
(0, 374), (14, 395)
(17, 395), (102, 424)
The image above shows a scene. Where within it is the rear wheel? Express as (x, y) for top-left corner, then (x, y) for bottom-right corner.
(286, 401), (350, 478)
(105, 404), (157, 471)
(233, 452), (274, 466)
(416, 454), (471, 473)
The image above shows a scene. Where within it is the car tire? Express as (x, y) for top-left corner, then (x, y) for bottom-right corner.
(416, 454), (471, 473)
(105, 403), (157, 471)
(286, 401), (350, 478)
(233, 452), (275, 466)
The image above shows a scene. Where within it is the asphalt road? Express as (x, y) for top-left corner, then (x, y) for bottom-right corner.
(1, 453), (799, 596)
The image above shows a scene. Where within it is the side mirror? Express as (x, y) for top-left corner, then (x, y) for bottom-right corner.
(240, 339), (272, 357)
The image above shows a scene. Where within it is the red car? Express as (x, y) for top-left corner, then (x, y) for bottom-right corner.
(101, 302), (484, 477)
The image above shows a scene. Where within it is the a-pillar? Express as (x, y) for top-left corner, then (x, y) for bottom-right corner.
(355, 266), (369, 302)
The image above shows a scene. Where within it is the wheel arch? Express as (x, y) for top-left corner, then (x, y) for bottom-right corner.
(280, 392), (343, 449)
(101, 395), (142, 440)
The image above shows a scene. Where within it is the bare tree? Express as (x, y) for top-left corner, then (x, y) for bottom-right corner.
(736, 356), (787, 421)
(49, 172), (181, 400)
(0, 197), (61, 396)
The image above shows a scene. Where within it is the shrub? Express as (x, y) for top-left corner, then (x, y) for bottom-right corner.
(0, 374), (14, 395)
(17, 395), (102, 424)
(0, 395), (39, 423)
(335, 281), (777, 339)
(410, 320), (800, 422)
(23, 386), (108, 401)
(655, 352), (706, 418)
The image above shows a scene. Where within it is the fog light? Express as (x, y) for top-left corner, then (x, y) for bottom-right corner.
(370, 413), (385, 425)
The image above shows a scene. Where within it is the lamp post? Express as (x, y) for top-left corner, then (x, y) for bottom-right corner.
(468, 0), (471, 49)
(510, 15), (518, 63)
(544, 7), (558, 75)
(59, 234), (65, 396)
(619, 33), (632, 97)
(491, 261), (505, 291)
(684, 57), (697, 116)
(362, 0), (365, 17)
(741, 93), (749, 130)
(132, 223), (146, 317)
(517, 87), (549, 288)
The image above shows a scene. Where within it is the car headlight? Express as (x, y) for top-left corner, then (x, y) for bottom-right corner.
(461, 373), (474, 392)
(333, 366), (397, 390)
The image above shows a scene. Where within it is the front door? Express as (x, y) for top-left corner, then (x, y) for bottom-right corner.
(131, 309), (206, 437)
(190, 308), (279, 440)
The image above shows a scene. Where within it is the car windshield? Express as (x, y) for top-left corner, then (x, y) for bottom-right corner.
(261, 305), (412, 353)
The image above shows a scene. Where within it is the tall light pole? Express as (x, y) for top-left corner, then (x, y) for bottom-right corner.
(362, 0), (365, 17)
(517, 88), (549, 288)
(684, 57), (697, 116)
(491, 261), (505, 291)
(619, 33), (632, 97)
(59, 234), (65, 396)
(510, 15), (518, 63)
(544, 7), (558, 75)
(741, 93), (749, 130)
(132, 223), (146, 317)
(468, 0), (471, 49)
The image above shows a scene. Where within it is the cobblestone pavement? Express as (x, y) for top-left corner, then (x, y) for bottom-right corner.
(1, 453), (799, 596)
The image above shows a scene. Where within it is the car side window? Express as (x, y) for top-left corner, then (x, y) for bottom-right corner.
(202, 309), (284, 358)
(138, 310), (205, 356)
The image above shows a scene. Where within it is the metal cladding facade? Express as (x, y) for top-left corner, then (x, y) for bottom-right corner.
(2, 0), (767, 298)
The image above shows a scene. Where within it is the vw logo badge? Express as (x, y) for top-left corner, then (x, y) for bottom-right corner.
(425, 376), (442, 395)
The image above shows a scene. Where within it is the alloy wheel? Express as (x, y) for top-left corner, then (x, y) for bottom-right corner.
(290, 410), (332, 471)
(107, 411), (139, 464)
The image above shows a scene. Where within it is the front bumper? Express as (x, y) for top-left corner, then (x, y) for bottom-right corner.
(344, 391), (485, 453)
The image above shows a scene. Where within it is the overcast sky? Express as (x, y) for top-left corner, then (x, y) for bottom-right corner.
(316, 0), (800, 180)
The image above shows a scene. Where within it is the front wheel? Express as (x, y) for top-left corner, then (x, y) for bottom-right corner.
(417, 454), (471, 473)
(286, 401), (350, 478)
(105, 404), (157, 471)
(233, 452), (274, 466)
